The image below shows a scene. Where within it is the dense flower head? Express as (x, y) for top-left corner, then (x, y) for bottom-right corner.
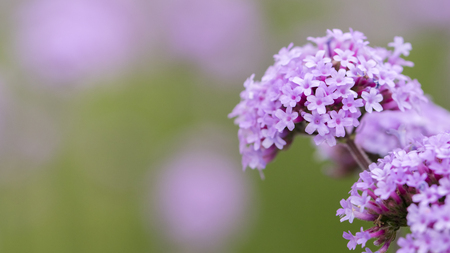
(337, 132), (450, 253)
(317, 101), (450, 177)
(229, 28), (426, 171)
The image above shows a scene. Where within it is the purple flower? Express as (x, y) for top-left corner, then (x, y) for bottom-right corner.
(338, 133), (450, 253)
(241, 147), (266, 170)
(355, 227), (371, 248)
(304, 110), (331, 136)
(348, 110), (361, 127)
(388, 36), (412, 57)
(394, 0), (450, 31)
(304, 50), (330, 68)
(327, 29), (352, 43)
(333, 48), (357, 67)
(280, 85), (304, 108)
(377, 68), (396, 88)
(370, 163), (392, 181)
(412, 185), (439, 206)
(357, 56), (379, 78)
(430, 230), (450, 253)
(312, 61), (333, 77)
(342, 96), (364, 113)
(356, 101), (450, 156)
(292, 73), (320, 96)
(157, 0), (264, 79)
(392, 168), (407, 185)
(14, 0), (146, 83)
(406, 172), (428, 188)
(337, 199), (356, 223)
(314, 99), (450, 177)
(397, 234), (416, 253)
(437, 177), (450, 196)
(428, 158), (450, 175)
(433, 202), (450, 231)
(275, 107), (298, 132)
(351, 191), (371, 212)
(326, 69), (354, 87)
(307, 36), (328, 49)
(391, 85), (412, 111)
(306, 87), (334, 114)
(230, 29), (425, 172)
(374, 178), (396, 200)
(343, 231), (357, 250)
(154, 149), (252, 251)
(313, 128), (337, 147)
(333, 83), (357, 99)
(261, 130), (286, 149)
(274, 43), (300, 66)
(346, 63), (364, 77)
(356, 171), (375, 190)
(425, 133), (450, 156)
(328, 110), (353, 137)
(361, 88), (383, 113)
(407, 204), (431, 233)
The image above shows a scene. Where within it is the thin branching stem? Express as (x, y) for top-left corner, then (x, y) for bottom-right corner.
(344, 136), (372, 171)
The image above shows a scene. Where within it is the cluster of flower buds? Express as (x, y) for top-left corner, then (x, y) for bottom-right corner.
(229, 29), (427, 172)
(337, 132), (450, 253)
(317, 101), (450, 177)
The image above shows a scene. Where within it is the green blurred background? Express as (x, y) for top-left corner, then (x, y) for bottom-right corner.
(0, 0), (449, 252)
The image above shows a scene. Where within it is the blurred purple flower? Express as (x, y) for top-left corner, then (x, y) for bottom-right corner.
(394, 0), (450, 29)
(155, 0), (265, 80)
(356, 101), (450, 156)
(317, 101), (450, 177)
(153, 150), (252, 251)
(13, 0), (147, 84)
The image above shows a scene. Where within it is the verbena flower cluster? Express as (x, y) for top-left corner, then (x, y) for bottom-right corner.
(229, 29), (426, 171)
(317, 101), (450, 177)
(337, 132), (450, 253)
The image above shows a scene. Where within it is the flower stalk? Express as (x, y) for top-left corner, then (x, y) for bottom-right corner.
(344, 136), (372, 171)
